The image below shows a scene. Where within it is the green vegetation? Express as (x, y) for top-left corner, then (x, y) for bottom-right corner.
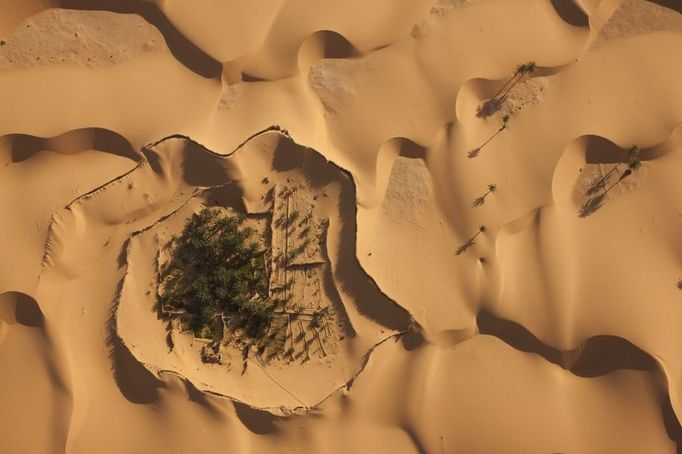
(159, 208), (274, 339)
(627, 145), (642, 171)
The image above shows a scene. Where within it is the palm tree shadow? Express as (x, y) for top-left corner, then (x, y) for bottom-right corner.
(455, 237), (476, 255)
(472, 196), (486, 208)
(586, 175), (609, 196)
(476, 96), (506, 119)
(580, 169), (633, 217)
(578, 193), (606, 217)
(467, 148), (480, 159)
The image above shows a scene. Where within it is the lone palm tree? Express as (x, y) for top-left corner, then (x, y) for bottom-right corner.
(472, 183), (497, 207)
(622, 146), (642, 177)
(468, 115), (510, 158)
(456, 225), (487, 255)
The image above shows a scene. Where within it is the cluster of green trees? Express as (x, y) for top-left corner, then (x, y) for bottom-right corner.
(159, 208), (274, 339)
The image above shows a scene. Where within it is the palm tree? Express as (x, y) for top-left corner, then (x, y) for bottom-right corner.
(456, 225), (486, 255)
(581, 145), (643, 216)
(587, 145), (642, 196)
(489, 66), (525, 100)
(501, 114), (510, 129)
(625, 145), (642, 173)
(627, 156), (641, 171)
(478, 62), (538, 118)
(489, 62), (537, 100)
(497, 61), (537, 100)
(468, 116), (510, 158)
(472, 183), (497, 207)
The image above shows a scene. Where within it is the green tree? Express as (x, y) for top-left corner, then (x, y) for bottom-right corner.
(159, 208), (273, 338)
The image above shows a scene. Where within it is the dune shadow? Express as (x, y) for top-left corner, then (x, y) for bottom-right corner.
(550, 0), (589, 27)
(59, 0), (222, 78)
(397, 137), (427, 159)
(0, 291), (44, 329)
(650, 0), (682, 14)
(299, 30), (358, 73)
(271, 135), (411, 331)
(662, 394), (682, 453)
(477, 310), (566, 367)
(334, 178), (413, 332)
(401, 324), (425, 351)
(318, 30), (356, 59)
(585, 136), (629, 165)
(233, 401), (284, 434)
(203, 183), (247, 213)
(477, 309), (682, 449)
(571, 335), (656, 377)
(7, 128), (139, 163)
(271, 136), (340, 190)
(107, 274), (163, 404)
(181, 141), (232, 187)
(155, 372), (224, 417)
(9, 135), (44, 162)
(477, 310), (657, 375)
(106, 332), (163, 404)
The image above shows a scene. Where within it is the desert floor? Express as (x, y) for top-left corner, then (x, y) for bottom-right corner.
(1, 1), (682, 453)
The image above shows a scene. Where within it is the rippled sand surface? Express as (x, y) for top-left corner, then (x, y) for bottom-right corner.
(1, 1), (681, 452)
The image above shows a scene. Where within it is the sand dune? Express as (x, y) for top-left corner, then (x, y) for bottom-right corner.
(1, 0), (681, 453)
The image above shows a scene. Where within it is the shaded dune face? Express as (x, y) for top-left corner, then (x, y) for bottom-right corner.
(4, 128), (139, 163)
(60, 0), (222, 78)
(0, 292), (72, 454)
(0, 291), (44, 329)
(477, 310), (657, 377)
